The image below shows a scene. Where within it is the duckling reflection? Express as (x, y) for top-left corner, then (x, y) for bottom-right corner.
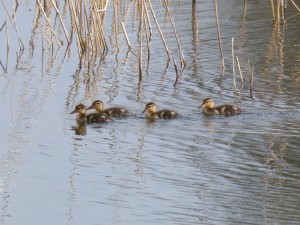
(200, 98), (242, 115)
(70, 104), (112, 123)
(71, 121), (87, 135)
(87, 100), (129, 117)
(142, 102), (178, 119)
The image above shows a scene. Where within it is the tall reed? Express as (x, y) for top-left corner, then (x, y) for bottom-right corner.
(214, 0), (225, 78)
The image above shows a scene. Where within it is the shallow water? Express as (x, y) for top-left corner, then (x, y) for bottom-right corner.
(0, 1), (300, 225)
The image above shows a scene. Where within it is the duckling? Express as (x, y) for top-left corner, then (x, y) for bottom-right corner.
(87, 100), (129, 117)
(200, 98), (242, 115)
(70, 104), (112, 123)
(142, 102), (178, 119)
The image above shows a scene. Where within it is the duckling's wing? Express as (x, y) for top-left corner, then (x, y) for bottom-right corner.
(104, 107), (129, 117)
(219, 105), (242, 115)
(157, 110), (178, 119)
(87, 113), (111, 123)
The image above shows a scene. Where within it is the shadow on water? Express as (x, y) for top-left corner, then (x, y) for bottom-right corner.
(1, 1), (300, 225)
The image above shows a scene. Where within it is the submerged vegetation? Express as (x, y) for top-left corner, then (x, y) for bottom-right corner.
(0, 0), (299, 96)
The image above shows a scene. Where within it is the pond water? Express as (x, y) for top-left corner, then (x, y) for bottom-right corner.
(0, 1), (300, 225)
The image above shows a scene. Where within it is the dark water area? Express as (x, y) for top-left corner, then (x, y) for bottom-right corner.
(0, 1), (300, 225)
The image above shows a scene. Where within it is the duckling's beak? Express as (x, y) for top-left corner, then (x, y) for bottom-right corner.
(70, 109), (77, 114)
(87, 105), (94, 110)
(142, 107), (147, 113)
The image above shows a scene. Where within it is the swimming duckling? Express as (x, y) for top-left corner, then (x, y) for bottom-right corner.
(142, 102), (178, 119)
(71, 104), (112, 123)
(200, 98), (242, 115)
(87, 100), (129, 117)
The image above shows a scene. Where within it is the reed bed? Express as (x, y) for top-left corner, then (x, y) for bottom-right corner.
(34, 0), (184, 83)
(1, 0), (299, 93)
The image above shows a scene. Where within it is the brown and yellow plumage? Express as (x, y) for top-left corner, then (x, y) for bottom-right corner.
(200, 98), (242, 115)
(87, 100), (129, 117)
(71, 104), (112, 123)
(142, 102), (178, 119)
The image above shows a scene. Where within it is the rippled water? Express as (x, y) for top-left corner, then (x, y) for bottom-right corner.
(1, 1), (300, 225)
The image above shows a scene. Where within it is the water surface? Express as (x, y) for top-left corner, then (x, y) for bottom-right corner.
(0, 1), (300, 225)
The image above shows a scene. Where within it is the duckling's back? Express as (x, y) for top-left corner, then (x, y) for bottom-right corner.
(216, 105), (241, 115)
(155, 110), (178, 119)
(103, 107), (129, 117)
(87, 113), (112, 123)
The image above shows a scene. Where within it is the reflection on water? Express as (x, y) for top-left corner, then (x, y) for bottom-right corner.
(1, 1), (300, 225)
(71, 122), (87, 136)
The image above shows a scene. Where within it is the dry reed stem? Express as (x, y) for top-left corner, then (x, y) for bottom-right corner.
(214, 0), (225, 77)
(49, 0), (70, 44)
(68, 0), (86, 56)
(91, 1), (102, 53)
(36, 0), (61, 48)
(147, 0), (171, 61)
(0, 21), (10, 55)
(89, 1), (98, 56)
(6, 21), (9, 57)
(84, 1), (95, 56)
(1, 0), (24, 52)
(91, 0), (101, 54)
(97, 0), (109, 12)
(243, 0), (247, 21)
(85, 1), (90, 51)
(114, 0), (120, 48)
(276, 1), (280, 26)
(139, 0), (144, 81)
(94, 0), (108, 56)
(270, 0), (275, 21)
(163, 0), (186, 68)
(143, 1), (152, 42)
(232, 37), (237, 92)
(0, 21), (6, 32)
(68, 4), (82, 57)
(196, 20), (199, 49)
(173, 58), (179, 87)
(290, 0), (300, 12)
(0, 21), (9, 72)
(236, 56), (244, 85)
(121, 21), (131, 49)
(250, 62), (254, 97)
(143, 12), (151, 63)
(248, 59), (254, 97)
(281, 0), (285, 23)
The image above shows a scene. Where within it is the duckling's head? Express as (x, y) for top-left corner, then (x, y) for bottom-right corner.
(71, 104), (87, 115)
(87, 100), (104, 112)
(201, 98), (214, 109)
(142, 102), (157, 113)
